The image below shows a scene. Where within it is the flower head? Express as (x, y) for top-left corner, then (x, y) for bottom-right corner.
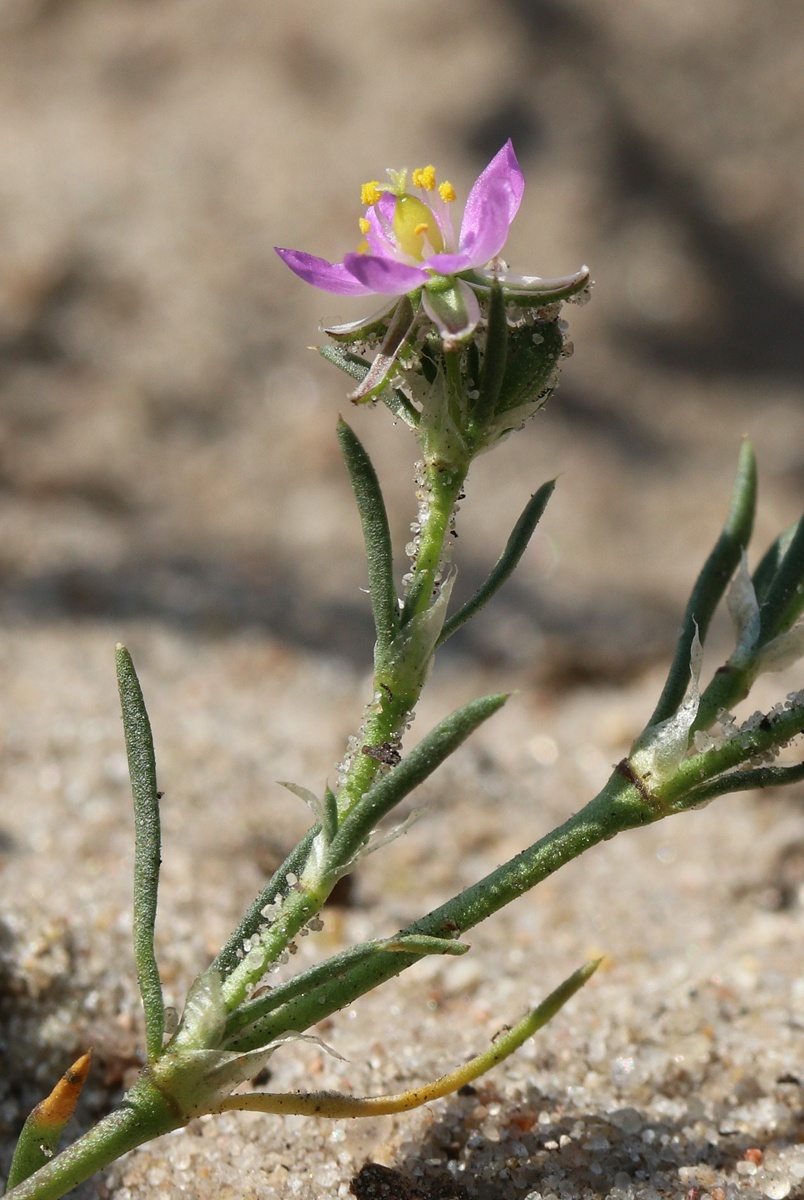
(276, 142), (589, 402)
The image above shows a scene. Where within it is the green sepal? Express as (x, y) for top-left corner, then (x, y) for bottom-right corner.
(493, 318), (564, 421)
(318, 343), (370, 384)
(349, 297), (417, 404)
(468, 281), (508, 438)
(317, 345), (420, 426)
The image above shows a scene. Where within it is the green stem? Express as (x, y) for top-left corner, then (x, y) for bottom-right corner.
(225, 771), (639, 1051)
(220, 449), (470, 1010)
(401, 461), (467, 625)
(213, 440), (471, 996)
(220, 693), (506, 1012)
(338, 458), (468, 811)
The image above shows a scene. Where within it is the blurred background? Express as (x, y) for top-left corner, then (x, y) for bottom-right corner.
(1, 0), (802, 684)
(1, 4), (804, 1193)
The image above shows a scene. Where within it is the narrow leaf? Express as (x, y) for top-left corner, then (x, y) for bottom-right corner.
(676, 760), (804, 810)
(6, 1051), (92, 1190)
(337, 419), (399, 657)
(116, 644), (165, 1062)
(758, 511), (804, 644)
(215, 959), (600, 1117)
(224, 934), (468, 1046)
(318, 343), (370, 384)
(648, 439), (757, 725)
(438, 480), (556, 645)
(752, 522), (798, 605)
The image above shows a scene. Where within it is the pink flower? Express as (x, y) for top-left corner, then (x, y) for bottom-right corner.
(276, 142), (589, 400)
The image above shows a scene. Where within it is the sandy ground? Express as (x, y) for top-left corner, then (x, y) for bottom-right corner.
(1, 2), (803, 1198)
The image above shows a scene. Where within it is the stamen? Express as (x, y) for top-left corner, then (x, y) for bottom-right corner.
(438, 181), (456, 203)
(360, 181), (382, 206)
(358, 217), (371, 235)
(412, 165), (436, 191)
(413, 222), (429, 236)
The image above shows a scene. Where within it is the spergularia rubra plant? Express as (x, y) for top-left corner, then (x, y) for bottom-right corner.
(5, 143), (804, 1200)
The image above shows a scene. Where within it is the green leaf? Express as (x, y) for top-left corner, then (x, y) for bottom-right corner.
(752, 522), (798, 605)
(438, 479), (556, 646)
(116, 645), (165, 1063)
(757, 511), (804, 644)
(317, 343), (370, 384)
(648, 439), (757, 726)
(224, 934), (468, 1047)
(337, 419), (400, 657)
(219, 960), (600, 1117)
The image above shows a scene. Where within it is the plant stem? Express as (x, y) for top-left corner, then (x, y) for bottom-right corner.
(336, 458), (468, 815)
(225, 771), (639, 1051)
(220, 453), (469, 1008)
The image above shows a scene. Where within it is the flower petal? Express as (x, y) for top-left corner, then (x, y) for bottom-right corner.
(457, 140), (524, 266)
(421, 279), (481, 350)
(275, 248), (377, 296)
(342, 253), (428, 296)
(458, 178), (521, 267)
(362, 192), (398, 256)
(424, 251), (474, 276)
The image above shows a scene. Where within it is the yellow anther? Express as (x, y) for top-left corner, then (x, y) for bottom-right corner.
(413, 222), (429, 236)
(438, 180), (457, 203)
(412, 165), (436, 191)
(358, 217), (371, 235)
(360, 180), (382, 206)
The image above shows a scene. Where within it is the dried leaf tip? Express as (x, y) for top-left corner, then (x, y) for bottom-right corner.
(34, 1050), (93, 1129)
